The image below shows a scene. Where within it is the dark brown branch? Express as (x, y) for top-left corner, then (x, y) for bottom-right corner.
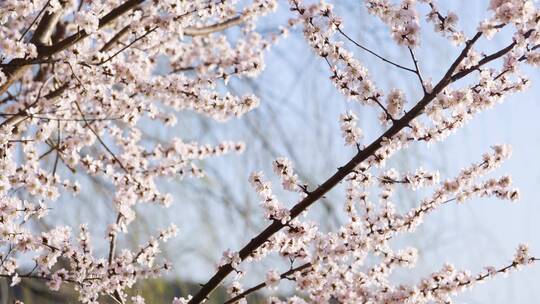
(1, 2), (247, 97)
(0, 0), (66, 95)
(336, 28), (417, 73)
(100, 25), (132, 52)
(98, 26), (158, 65)
(31, 0), (66, 46)
(371, 97), (396, 122)
(107, 214), (121, 265)
(0, 0), (146, 96)
(408, 47), (427, 94)
(0, 58), (62, 68)
(107, 214), (124, 304)
(187, 32), (485, 304)
(52, 120), (61, 176)
(451, 41), (516, 82)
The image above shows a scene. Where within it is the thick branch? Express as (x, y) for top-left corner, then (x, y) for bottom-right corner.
(0, 0), (146, 96)
(31, 1), (67, 46)
(188, 32), (485, 304)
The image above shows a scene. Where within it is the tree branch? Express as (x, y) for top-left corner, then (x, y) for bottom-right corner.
(408, 47), (427, 94)
(0, 0), (146, 96)
(187, 32), (486, 304)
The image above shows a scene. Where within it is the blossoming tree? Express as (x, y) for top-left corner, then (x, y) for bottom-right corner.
(0, 0), (538, 303)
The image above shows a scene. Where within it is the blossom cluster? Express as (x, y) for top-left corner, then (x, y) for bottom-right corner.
(1, 0), (540, 304)
(366, 0), (421, 47)
(272, 157), (302, 192)
(249, 171), (291, 223)
(289, 0), (384, 113)
(0, 0), (279, 303)
(218, 145), (530, 304)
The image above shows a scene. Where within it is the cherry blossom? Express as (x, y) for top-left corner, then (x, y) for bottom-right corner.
(0, 0), (538, 304)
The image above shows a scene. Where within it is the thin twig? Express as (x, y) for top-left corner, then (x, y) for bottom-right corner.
(408, 47), (427, 94)
(336, 28), (417, 73)
(98, 26), (158, 66)
(224, 263), (312, 304)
